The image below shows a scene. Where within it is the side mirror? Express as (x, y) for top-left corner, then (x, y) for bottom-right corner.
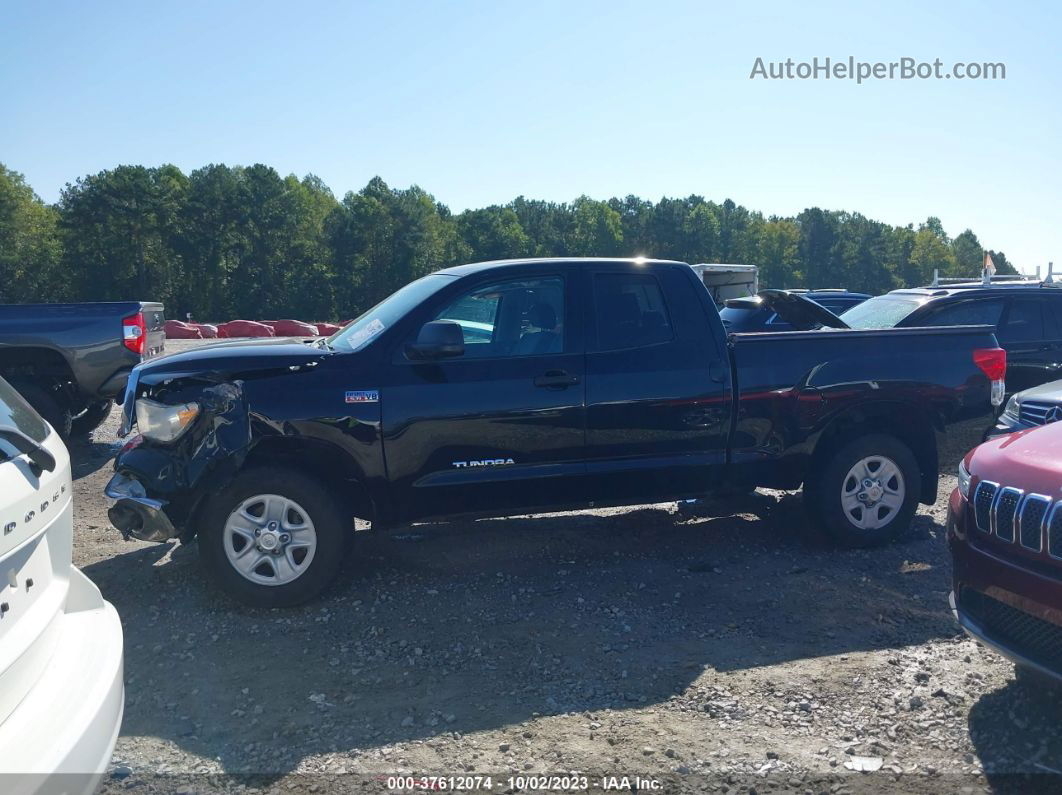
(406, 320), (465, 360)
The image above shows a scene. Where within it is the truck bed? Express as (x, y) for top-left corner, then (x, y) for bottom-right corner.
(727, 324), (1000, 490)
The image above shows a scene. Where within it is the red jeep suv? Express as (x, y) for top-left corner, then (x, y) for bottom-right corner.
(949, 420), (1062, 683)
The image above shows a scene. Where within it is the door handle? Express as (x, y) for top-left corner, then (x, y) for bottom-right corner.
(534, 369), (580, 388)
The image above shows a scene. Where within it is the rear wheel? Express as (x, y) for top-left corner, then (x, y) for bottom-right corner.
(70, 399), (113, 436)
(198, 467), (350, 607)
(10, 380), (72, 438)
(805, 434), (920, 547)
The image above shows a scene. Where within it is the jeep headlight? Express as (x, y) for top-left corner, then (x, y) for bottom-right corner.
(958, 458), (973, 499)
(135, 398), (200, 442)
(1002, 394), (1020, 422)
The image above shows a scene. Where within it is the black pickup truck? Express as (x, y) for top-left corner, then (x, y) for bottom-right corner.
(106, 258), (1004, 606)
(0, 302), (165, 436)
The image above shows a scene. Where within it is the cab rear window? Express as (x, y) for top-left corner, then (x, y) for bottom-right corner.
(0, 377), (48, 445)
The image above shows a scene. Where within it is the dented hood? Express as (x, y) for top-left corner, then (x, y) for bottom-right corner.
(119, 338), (336, 434)
(755, 289), (850, 330)
(133, 338), (334, 384)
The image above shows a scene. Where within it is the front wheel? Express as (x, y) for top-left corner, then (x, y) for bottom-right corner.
(198, 467), (350, 607)
(805, 434), (920, 547)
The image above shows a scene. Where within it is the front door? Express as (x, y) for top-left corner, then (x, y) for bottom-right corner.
(382, 272), (586, 522)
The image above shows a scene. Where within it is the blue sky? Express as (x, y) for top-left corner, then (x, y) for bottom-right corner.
(2, 0), (1059, 272)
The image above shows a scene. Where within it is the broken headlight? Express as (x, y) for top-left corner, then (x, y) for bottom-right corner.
(135, 398), (200, 443)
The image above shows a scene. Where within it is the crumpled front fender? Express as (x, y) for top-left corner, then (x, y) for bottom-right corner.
(111, 381), (253, 536)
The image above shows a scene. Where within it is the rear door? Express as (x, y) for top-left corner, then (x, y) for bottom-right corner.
(996, 295), (1055, 392)
(583, 264), (733, 505)
(1042, 296), (1062, 384)
(381, 270), (587, 521)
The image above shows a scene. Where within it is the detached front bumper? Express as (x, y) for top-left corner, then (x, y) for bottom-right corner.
(105, 471), (178, 542)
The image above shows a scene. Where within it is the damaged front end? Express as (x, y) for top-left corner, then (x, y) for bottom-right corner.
(106, 377), (251, 543)
(105, 470), (177, 542)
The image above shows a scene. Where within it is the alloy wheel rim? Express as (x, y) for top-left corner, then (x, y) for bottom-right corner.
(223, 494), (317, 586)
(840, 455), (905, 531)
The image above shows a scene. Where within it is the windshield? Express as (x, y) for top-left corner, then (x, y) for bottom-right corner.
(328, 274), (456, 353)
(840, 295), (925, 329)
(0, 376), (49, 463)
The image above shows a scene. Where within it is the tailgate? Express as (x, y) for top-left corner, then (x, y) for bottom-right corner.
(142, 302), (165, 359)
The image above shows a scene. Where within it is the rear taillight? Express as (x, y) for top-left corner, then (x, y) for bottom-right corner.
(973, 347), (1007, 406)
(123, 311), (147, 356)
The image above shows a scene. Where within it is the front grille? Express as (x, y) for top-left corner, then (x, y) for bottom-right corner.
(995, 487), (1022, 542)
(1019, 400), (1062, 427)
(974, 480), (998, 533)
(960, 589), (1062, 673)
(1050, 504), (1062, 560)
(1020, 495), (1051, 551)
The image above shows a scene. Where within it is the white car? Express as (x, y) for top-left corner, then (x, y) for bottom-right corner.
(0, 376), (124, 794)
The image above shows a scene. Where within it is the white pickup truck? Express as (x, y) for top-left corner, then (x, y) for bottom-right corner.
(0, 376), (124, 794)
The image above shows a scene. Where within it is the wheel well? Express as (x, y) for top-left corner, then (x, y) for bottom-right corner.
(810, 403), (939, 504)
(238, 437), (375, 524)
(0, 347), (76, 388)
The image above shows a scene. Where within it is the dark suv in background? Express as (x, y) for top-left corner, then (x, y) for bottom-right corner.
(843, 280), (1062, 394)
(719, 289), (871, 332)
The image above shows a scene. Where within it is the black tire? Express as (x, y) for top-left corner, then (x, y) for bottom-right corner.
(805, 433), (920, 548)
(70, 400), (113, 436)
(10, 380), (72, 438)
(198, 466), (350, 607)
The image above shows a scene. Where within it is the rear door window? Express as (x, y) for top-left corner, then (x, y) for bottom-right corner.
(1045, 298), (1062, 339)
(593, 273), (674, 351)
(920, 299), (1004, 327)
(998, 298), (1046, 342)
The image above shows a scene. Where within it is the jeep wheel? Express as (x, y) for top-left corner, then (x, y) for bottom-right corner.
(806, 434), (920, 547)
(198, 467), (349, 607)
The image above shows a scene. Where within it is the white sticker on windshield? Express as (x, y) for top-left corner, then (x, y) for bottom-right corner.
(345, 317), (385, 349)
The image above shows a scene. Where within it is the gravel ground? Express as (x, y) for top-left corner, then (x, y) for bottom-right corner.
(70, 340), (1061, 794)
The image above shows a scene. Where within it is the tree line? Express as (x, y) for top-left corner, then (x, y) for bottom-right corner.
(0, 161), (1019, 320)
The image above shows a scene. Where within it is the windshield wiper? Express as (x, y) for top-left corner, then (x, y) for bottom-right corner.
(0, 425), (56, 472)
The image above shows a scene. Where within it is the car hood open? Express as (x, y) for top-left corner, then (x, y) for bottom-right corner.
(755, 290), (850, 330)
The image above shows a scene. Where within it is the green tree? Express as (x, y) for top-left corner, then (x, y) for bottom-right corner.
(59, 164), (187, 305)
(457, 206), (529, 261)
(567, 196), (623, 257)
(755, 218), (802, 288)
(908, 217), (957, 285)
(0, 164), (63, 302)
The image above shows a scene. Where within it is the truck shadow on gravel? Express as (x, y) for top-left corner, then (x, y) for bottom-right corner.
(67, 434), (122, 480)
(85, 491), (957, 777)
(967, 679), (1062, 791)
